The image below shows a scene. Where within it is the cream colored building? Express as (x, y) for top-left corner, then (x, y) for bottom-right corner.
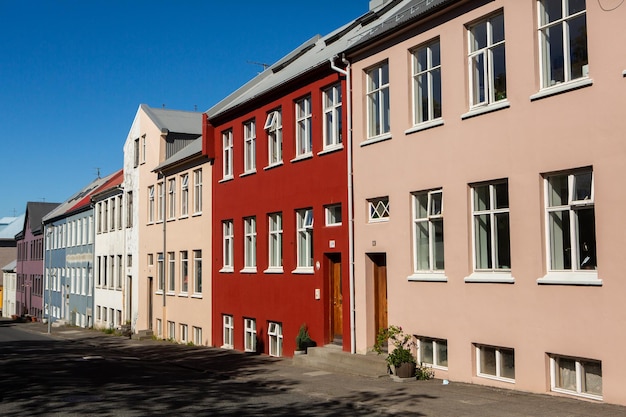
(349, 0), (626, 405)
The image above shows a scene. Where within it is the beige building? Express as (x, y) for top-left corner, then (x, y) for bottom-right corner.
(349, 0), (626, 405)
(124, 104), (211, 345)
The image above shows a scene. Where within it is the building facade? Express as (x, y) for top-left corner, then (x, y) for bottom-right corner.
(1, 260), (16, 317)
(348, 0), (626, 405)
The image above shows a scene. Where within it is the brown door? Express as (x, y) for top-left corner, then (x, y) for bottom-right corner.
(371, 253), (388, 345)
(328, 254), (343, 343)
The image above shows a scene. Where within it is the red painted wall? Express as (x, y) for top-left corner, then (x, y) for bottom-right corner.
(208, 71), (351, 356)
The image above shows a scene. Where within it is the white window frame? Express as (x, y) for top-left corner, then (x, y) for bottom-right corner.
(223, 315), (234, 349)
(295, 209), (314, 272)
(410, 190), (445, 281)
(167, 252), (175, 293)
(193, 169), (202, 214)
(467, 12), (507, 108)
(539, 169), (599, 285)
(193, 250), (202, 295)
(322, 84), (342, 150)
(368, 197), (390, 223)
(157, 253), (164, 292)
(243, 120), (256, 174)
(366, 62), (390, 139)
(242, 216), (257, 272)
(476, 344), (515, 383)
(412, 39), (442, 125)
(180, 324), (188, 343)
(157, 183), (164, 222)
(180, 250), (189, 294)
(265, 109), (283, 167)
(222, 130), (233, 180)
(266, 213), (283, 273)
(221, 220), (234, 273)
(538, 0), (588, 90)
(167, 320), (175, 340)
(549, 354), (602, 400)
(193, 326), (202, 346)
(244, 318), (257, 353)
(467, 181), (513, 283)
(148, 186), (155, 224)
(325, 204), (342, 227)
(295, 96), (312, 157)
(268, 321), (283, 357)
(180, 174), (189, 217)
(418, 337), (448, 370)
(167, 178), (176, 220)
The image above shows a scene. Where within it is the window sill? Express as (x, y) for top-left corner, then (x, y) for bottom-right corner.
(477, 373), (515, 384)
(178, 215), (189, 220)
(326, 222), (342, 227)
(407, 272), (447, 282)
(360, 133), (392, 147)
(292, 267), (314, 275)
(465, 272), (514, 284)
(461, 100), (510, 120)
(240, 267), (257, 274)
(368, 218), (389, 224)
(219, 267), (234, 273)
(290, 153), (313, 163)
(551, 387), (602, 402)
(166, 291), (176, 296)
(537, 271), (602, 286)
(317, 144), (344, 156)
(192, 212), (202, 217)
(218, 177), (234, 184)
(178, 292), (189, 297)
(530, 78), (593, 101)
(404, 118), (444, 135)
(191, 293), (202, 299)
(264, 161), (284, 171)
(155, 290), (164, 295)
(264, 267), (284, 274)
(239, 170), (257, 178)
(221, 344), (234, 350)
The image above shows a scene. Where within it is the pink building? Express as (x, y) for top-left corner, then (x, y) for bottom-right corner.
(349, 0), (626, 405)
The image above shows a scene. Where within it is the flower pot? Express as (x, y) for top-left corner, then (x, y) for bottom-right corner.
(393, 362), (416, 378)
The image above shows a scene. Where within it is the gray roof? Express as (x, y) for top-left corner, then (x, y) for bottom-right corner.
(205, 0), (408, 119)
(0, 214), (24, 240)
(141, 104), (202, 135)
(20, 202), (60, 237)
(2, 259), (16, 272)
(153, 137), (204, 172)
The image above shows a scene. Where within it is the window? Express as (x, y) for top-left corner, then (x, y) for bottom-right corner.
(168, 252), (175, 292)
(193, 250), (202, 294)
(193, 169), (202, 214)
(117, 255), (122, 290)
(323, 84), (342, 149)
(223, 315), (234, 349)
(538, 0), (588, 89)
(368, 197), (390, 222)
(412, 190), (444, 274)
(157, 253), (164, 291)
(133, 138), (140, 168)
(180, 324), (188, 343)
(156, 319), (162, 337)
(295, 96), (312, 156)
(180, 174), (189, 217)
(244, 318), (257, 353)
(543, 170), (596, 281)
(193, 326), (202, 346)
(265, 110), (282, 166)
(180, 251), (188, 293)
(367, 62), (390, 138)
(267, 213), (283, 271)
(471, 181), (511, 273)
(126, 191), (133, 228)
(419, 337), (448, 369)
(223, 130), (233, 179)
(157, 183), (164, 221)
(476, 345), (515, 382)
(413, 39), (442, 124)
(167, 178), (176, 219)
(168, 321), (175, 340)
(141, 135), (146, 164)
(103, 201), (109, 231)
(243, 119), (256, 173)
(325, 204), (342, 226)
(117, 195), (123, 230)
(243, 217), (257, 271)
(550, 355), (602, 399)
(268, 322), (283, 357)
(148, 186), (155, 223)
(296, 209), (313, 270)
(468, 13), (506, 107)
(222, 220), (234, 272)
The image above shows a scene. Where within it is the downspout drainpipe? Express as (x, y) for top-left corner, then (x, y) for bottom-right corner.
(330, 54), (355, 354)
(159, 171), (167, 328)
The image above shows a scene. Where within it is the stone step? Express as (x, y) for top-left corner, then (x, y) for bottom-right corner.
(132, 329), (154, 341)
(292, 345), (388, 378)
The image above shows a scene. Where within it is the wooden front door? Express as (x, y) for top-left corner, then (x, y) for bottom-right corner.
(328, 254), (343, 343)
(371, 253), (388, 345)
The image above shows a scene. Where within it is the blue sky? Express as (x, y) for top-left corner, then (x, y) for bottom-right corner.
(0, 1), (368, 217)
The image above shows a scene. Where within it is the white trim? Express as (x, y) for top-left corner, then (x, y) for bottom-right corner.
(292, 267), (314, 275)
(360, 133), (392, 147)
(317, 144), (344, 156)
(537, 271), (601, 286)
(264, 162), (284, 171)
(219, 267), (234, 273)
(461, 100), (510, 120)
(263, 267), (284, 274)
(405, 118), (444, 135)
(239, 170), (256, 178)
(530, 78), (593, 101)
(408, 273), (447, 282)
(465, 272), (514, 284)
(290, 153), (313, 163)
(190, 294), (202, 299)
(218, 177), (234, 184)
(240, 267), (257, 274)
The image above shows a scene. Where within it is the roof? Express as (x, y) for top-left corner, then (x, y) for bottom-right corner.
(2, 259), (16, 272)
(153, 137), (204, 172)
(0, 214), (25, 240)
(90, 168), (125, 202)
(205, 0), (407, 120)
(20, 202), (60, 236)
(141, 104), (202, 135)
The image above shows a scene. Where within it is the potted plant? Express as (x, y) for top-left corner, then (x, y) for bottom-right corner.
(295, 323), (315, 354)
(373, 325), (417, 378)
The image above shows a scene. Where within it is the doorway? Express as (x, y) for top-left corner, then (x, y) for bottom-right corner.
(327, 254), (343, 344)
(369, 253), (388, 347)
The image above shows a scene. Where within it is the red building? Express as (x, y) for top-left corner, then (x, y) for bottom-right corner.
(204, 35), (352, 356)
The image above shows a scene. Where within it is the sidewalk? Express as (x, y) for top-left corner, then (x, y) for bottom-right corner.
(12, 320), (626, 417)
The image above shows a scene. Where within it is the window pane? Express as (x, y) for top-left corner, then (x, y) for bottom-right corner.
(416, 194), (428, 218)
(541, 0), (563, 25)
(495, 213), (511, 269)
(582, 360), (602, 395)
(480, 346), (497, 376)
(472, 53), (486, 105)
(433, 220), (444, 270)
(421, 340), (434, 364)
(500, 349), (515, 379)
(556, 358), (577, 391)
(573, 172), (592, 201)
(548, 175), (568, 207)
(431, 41), (440, 67)
(569, 15), (588, 80)
(474, 185), (490, 211)
(577, 207), (596, 269)
(416, 47), (428, 72)
(549, 210), (571, 269)
(568, 0), (586, 15)
(432, 68), (442, 119)
(418, 73), (428, 123)
(492, 44), (507, 101)
(491, 13), (505, 43)
(471, 21), (487, 51)
(436, 341), (448, 367)
(542, 24), (565, 86)
(382, 87), (390, 133)
(430, 192), (442, 216)
(369, 92), (380, 136)
(416, 222), (430, 271)
(494, 183), (508, 209)
(475, 214), (491, 269)
(380, 64), (389, 85)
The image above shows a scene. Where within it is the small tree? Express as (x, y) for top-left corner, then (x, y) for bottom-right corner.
(295, 323), (314, 352)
